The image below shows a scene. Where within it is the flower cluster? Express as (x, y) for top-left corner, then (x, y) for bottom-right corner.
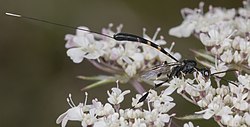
(65, 24), (181, 78)
(169, 1), (250, 71)
(56, 81), (176, 127)
(159, 70), (250, 127)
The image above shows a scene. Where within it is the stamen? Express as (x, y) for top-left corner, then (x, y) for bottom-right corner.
(108, 23), (113, 29)
(152, 27), (161, 40)
(199, 2), (204, 14)
(243, 1), (248, 8)
(227, 29), (237, 39)
(84, 92), (88, 105)
(67, 98), (74, 108)
(143, 28), (146, 36)
(147, 100), (151, 111)
(116, 24), (123, 33)
(160, 35), (164, 40)
(209, 5), (213, 12)
(169, 42), (175, 52)
(69, 93), (76, 107)
(116, 80), (119, 88)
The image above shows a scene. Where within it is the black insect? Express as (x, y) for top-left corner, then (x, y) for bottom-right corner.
(113, 33), (214, 102)
(114, 33), (205, 84)
(113, 33), (238, 102)
(6, 12), (236, 103)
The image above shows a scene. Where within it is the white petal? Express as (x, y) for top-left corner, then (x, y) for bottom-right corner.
(67, 107), (83, 121)
(244, 113), (250, 126)
(67, 48), (85, 63)
(56, 112), (67, 124)
(61, 117), (69, 127)
(169, 21), (195, 38)
(93, 121), (107, 127)
(163, 85), (177, 95)
(203, 109), (214, 119)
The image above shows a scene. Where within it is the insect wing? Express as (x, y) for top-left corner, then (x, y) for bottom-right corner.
(141, 62), (180, 80)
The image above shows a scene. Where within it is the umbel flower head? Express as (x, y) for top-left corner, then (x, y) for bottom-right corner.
(166, 2), (250, 126)
(169, 1), (250, 73)
(65, 23), (181, 93)
(56, 82), (176, 127)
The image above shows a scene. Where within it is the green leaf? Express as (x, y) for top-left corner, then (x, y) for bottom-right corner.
(175, 114), (204, 120)
(81, 79), (116, 91)
(77, 75), (115, 81)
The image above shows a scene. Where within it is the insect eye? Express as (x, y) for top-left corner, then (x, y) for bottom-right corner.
(204, 70), (210, 77)
(205, 72), (208, 76)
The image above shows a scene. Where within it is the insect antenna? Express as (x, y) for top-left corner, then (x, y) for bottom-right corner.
(211, 69), (238, 86)
(213, 75), (238, 86)
(211, 69), (237, 75)
(5, 12), (114, 39)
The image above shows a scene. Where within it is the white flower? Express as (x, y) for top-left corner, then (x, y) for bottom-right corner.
(229, 84), (249, 111)
(56, 103), (84, 127)
(65, 26), (105, 63)
(152, 100), (175, 113)
(65, 26), (93, 48)
(56, 93), (91, 127)
(107, 86), (130, 105)
(227, 114), (243, 127)
(147, 89), (160, 102)
(210, 62), (228, 77)
(194, 72), (211, 90)
(109, 45), (124, 60)
(196, 92), (214, 108)
(200, 24), (234, 49)
(125, 109), (143, 119)
(81, 111), (97, 127)
(234, 36), (250, 53)
(183, 121), (199, 127)
(144, 109), (170, 126)
(56, 93), (102, 127)
(200, 29), (219, 47)
(220, 50), (233, 63)
(196, 96), (232, 121)
(131, 94), (144, 108)
(164, 77), (193, 95)
(93, 121), (107, 127)
(132, 118), (146, 127)
(235, 17), (250, 35)
(91, 99), (115, 116)
(244, 113), (250, 126)
(238, 74), (250, 90)
(169, 19), (197, 38)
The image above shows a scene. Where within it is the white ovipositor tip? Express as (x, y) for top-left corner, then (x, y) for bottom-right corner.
(5, 12), (22, 17)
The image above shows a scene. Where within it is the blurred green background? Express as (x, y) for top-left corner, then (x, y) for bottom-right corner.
(0, 0), (242, 127)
